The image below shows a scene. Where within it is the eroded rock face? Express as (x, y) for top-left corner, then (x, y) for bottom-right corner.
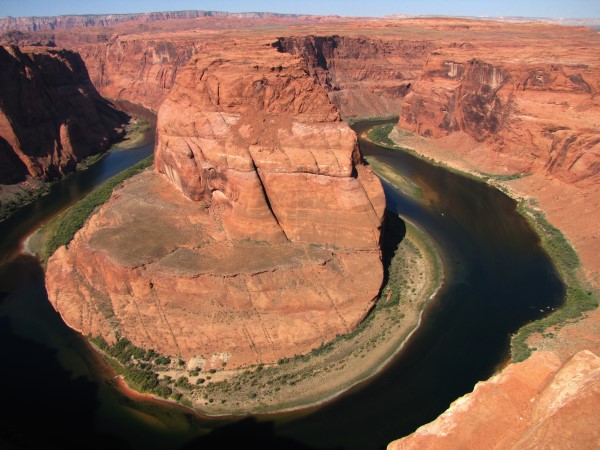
(275, 36), (432, 119)
(46, 43), (385, 368)
(154, 44), (385, 249)
(0, 45), (126, 183)
(76, 38), (197, 111)
(388, 350), (600, 450)
(399, 54), (600, 183)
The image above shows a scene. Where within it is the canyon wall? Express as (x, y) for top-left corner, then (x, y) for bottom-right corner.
(55, 34), (431, 115)
(275, 35), (432, 119)
(0, 45), (126, 183)
(74, 38), (198, 111)
(46, 41), (386, 368)
(399, 53), (600, 184)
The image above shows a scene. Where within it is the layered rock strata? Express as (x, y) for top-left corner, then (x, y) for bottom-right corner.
(0, 11), (321, 33)
(75, 38), (199, 111)
(388, 350), (600, 450)
(275, 36), (432, 119)
(0, 45), (126, 183)
(399, 54), (600, 184)
(46, 43), (385, 368)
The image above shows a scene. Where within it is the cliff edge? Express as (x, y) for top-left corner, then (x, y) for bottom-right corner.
(389, 350), (600, 450)
(0, 45), (126, 183)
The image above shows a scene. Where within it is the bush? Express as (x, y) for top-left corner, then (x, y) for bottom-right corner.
(174, 376), (192, 390)
(511, 204), (599, 362)
(154, 355), (171, 366)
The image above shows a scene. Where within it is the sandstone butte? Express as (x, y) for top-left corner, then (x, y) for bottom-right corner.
(3, 12), (598, 447)
(0, 45), (126, 184)
(45, 42), (386, 369)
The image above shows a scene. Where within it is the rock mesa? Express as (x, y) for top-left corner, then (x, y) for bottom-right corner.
(46, 43), (385, 368)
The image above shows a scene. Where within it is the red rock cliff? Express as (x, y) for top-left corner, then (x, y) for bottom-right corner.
(75, 37), (198, 111)
(275, 35), (432, 119)
(0, 45), (126, 183)
(399, 52), (600, 184)
(155, 43), (385, 248)
(45, 41), (385, 368)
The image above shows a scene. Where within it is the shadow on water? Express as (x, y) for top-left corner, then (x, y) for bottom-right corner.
(180, 418), (340, 450)
(0, 258), (130, 449)
(380, 211), (407, 290)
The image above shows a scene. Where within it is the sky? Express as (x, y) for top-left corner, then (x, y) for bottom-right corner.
(0, 0), (599, 19)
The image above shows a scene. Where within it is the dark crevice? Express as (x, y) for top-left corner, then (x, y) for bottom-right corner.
(253, 165), (289, 241)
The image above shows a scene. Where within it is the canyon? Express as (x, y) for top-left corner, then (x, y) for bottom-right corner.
(0, 45), (126, 184)
(1, 11), (598, 449)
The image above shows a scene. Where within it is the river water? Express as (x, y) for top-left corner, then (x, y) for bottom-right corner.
(0, 119), (563, 449)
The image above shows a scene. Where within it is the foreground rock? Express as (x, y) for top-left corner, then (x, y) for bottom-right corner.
(46, 43), (385, 368)
(0, 45), (126, 183)
(389, 350), (600, 450)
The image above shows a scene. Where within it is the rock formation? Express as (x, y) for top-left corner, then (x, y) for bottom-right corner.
(45, 42), (385, 368)
(0, 45), (126, 183)
(75, 38), (198, 111)
(388, 350), (600, 450)
(275, 36), (432, 119)
(399, 50), (600, 184)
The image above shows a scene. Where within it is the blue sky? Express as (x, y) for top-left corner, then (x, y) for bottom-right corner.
(1, 0), (599, 19)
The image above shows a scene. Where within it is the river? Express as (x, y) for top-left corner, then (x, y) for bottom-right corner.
(0, 119), (564, 449)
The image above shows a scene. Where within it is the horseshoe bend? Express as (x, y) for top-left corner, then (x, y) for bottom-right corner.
(1, 7), (599, 450)
(45, 43), (387, 370)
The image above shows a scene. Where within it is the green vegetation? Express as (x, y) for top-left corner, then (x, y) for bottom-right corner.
(41, 156), (153, 262)
(76, 152), (109, 171)
(0, 182), (52, 221)
(89, 334), (181, 400)
(364, 121), (598, 364)
(366, 123), (396, 147)
(510, 202), (598, 362)
(479, 172), (530, 182)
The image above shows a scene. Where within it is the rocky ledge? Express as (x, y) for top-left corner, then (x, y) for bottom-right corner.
(389, 350), (600, 450)
(46, 42), (385, 369)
